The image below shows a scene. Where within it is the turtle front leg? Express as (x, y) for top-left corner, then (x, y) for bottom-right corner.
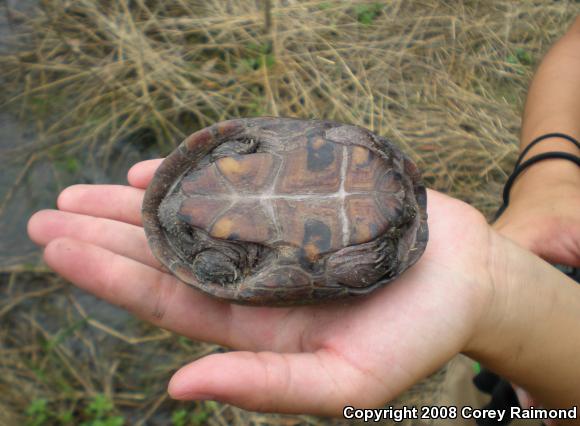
(210, 137), (259, 160)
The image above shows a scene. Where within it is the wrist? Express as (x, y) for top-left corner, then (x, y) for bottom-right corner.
(463, 230), (580, 408)
(509, 136), (580, 201)
(519, 134), (580, 164)
(462, 229), (514, 359)
(462, 228), (560, 366)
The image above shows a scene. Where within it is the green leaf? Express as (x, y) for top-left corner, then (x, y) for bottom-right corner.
(25, 399), (50, 426)
(354, 3), (383, 25)
(515, 47), (532, 65)
(26, 399), (48, 416)
(506, 54), (518, 65)
(103, 416), (124, 426)
(85, 394), (114, 418)
(57, 410), (74, 424)
(171, 409), (188, 426)
(507, 48), (533, 67)
(44, 318), (88, 351)
(190, 411), (210, 426)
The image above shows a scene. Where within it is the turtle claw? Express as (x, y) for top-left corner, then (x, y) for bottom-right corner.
(373, 252), (386, 265)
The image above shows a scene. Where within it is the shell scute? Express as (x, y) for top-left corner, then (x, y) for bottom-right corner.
(275, 142), (342, 194)
(344, 146), (385, 192)
(377, 169), (404, 194)
(346, 195), (388, 245)
(216, 153), (277, 192)
(210, 202), (274, 243)
(179, 197), (230, 230)
(182, 165), (230, 195)
(273, 199), (342, 258)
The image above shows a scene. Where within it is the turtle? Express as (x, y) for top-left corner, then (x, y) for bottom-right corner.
(142, 117), (428, 306)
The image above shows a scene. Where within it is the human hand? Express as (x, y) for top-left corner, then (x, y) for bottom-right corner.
(27, 159), (496, 415)
(493, 158), (580, 267)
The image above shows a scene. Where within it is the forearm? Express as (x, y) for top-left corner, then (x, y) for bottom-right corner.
(519, 16), (580, 156)
(465, 232), (580, 417)
(504, 16), (580, 203)
(494, 17), (580, 254)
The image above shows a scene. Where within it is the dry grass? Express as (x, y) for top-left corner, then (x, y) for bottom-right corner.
(1, 0), (579, 424)
(3, 0), (577, 213)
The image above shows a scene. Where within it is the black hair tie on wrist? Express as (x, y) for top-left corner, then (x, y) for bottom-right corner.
(494, 134), (580, 221)
(515, 132), (580, 169)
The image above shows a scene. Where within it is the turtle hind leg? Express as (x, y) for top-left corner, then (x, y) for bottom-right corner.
(326, 232), (400, 288)
(158, 191), (273, 286)
(193, 249), (240, 285)
(158, 192), (201, 261)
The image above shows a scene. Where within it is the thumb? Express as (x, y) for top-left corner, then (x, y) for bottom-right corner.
(167, 350), (380, 415)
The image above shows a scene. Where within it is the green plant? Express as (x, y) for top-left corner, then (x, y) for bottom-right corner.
(508, 47), (533, 66)
(240, 43), (276, 71)
(189, 408), (211, 426)
(171, 409), (188, 426)
(55, 157), (81, 174)
(43, 319), (88, 352)
(57, 409), (74, 424)
(81, 394), (124, 426)
(25, 399), (49, 426)
(170, 402), (217, 426)
(354, 3), (383, 25)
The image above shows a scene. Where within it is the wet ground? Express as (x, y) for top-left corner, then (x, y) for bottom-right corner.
(0, 0), (161, 268)
(1, 0), (40, 267)
(0, 5), (188, 424)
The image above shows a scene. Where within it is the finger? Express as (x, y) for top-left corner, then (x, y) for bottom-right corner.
(128, 159), (163, 189)
(57, 184), (145, 226)
(43, 237), (232, 344)
(168, 350), (380, 415)
(28, 209), (162, 270)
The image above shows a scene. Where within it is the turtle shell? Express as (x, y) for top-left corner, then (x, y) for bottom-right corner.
(142, 117), (428, 306)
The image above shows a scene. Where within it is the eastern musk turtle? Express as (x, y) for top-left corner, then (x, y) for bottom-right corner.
(142, 117), (428, 306)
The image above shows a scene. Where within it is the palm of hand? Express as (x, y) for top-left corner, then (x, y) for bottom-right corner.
(27, 160), (493, 415)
